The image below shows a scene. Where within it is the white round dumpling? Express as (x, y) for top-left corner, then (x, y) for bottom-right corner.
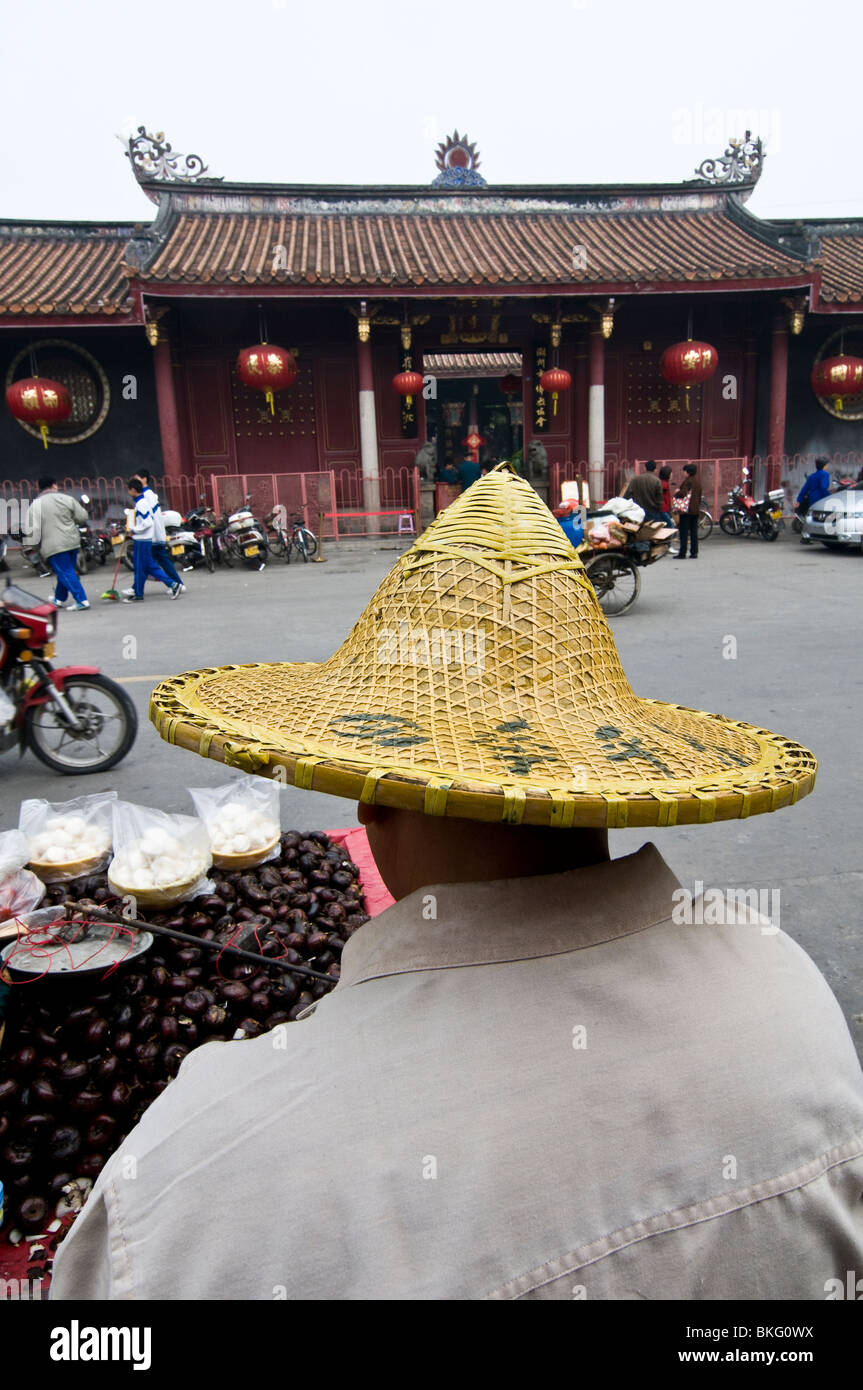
(133, 867), (155, 889)
(140, 828), (172, 857)
(42, 847), (68, 864)
(62, 816), (87, 837)
(231, 834), (251, 853)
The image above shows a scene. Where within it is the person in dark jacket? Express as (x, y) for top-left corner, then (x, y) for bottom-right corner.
(675, 464), (702, 559)
(458, 456), (483, 491)
(624, 460), (665, 520)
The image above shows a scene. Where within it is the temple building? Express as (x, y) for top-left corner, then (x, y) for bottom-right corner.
(2, 128), (862, 511)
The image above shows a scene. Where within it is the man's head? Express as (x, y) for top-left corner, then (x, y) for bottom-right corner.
(135, 471), (156, 490)
(815, 456), (830, 471)
(658, 465), (672, 481)
(38, 476), (57, 492)
(127, 477), (144, 497)
(645, 460), (658, 473)
(683, 464), (698, 477)
(356, 801), (609, 901)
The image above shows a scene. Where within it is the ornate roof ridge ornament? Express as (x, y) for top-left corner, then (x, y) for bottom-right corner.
(432, 131), (487, 188)
(693, 130), (763, 185)
(124, 127), (222, 183)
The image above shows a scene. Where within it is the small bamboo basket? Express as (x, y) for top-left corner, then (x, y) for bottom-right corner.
(29, 851), (110, 885)
(106, 864), (210, 909)
(210, 837), (281, 872)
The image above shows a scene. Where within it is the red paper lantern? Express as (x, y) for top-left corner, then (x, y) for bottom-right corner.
(236, 343), (297, 414)
(660, 340), (718, 387)
(811, 355), (863, 412)
(499, 373), (522, 396)
(392, 370), (424, 406)
(538, 366), (572, 416)
(6, 376), (72, 449)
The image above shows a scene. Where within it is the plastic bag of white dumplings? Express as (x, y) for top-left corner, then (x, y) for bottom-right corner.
(188, 780), (281, 869)
(19, 790), (117, 883)
(0, 829), (45, 921)
(107, 801), (214, 906)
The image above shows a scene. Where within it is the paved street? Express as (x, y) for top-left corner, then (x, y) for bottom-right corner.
(2, 528), (861, 1056)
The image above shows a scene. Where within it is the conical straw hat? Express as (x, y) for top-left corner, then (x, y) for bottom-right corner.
(149, 468), (816, 828)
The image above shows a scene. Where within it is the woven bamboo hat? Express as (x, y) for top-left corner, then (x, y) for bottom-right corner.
(149, 467), (816, 828)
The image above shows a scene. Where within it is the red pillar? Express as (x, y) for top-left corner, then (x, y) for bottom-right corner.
(153, 338), (183, 482)
(767, 317), (788, 492)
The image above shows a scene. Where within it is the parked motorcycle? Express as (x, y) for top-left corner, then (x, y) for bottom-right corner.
(0, 582), (138, 773)
(225, 495), (269, 569)
(719, 486), (784, 540)
(182, 502), (218, 572)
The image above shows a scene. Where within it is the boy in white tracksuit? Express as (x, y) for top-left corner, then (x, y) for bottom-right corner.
(124, 478), (180, 602)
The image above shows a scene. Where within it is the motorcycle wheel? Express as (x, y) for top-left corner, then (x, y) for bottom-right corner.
(24, 674), (138, 774)
(205, 539), (215, 574)
(585, 554), (641, 615)
(121, 539), (135, 572)
(75, 548), (88, 576)
(720, 511), (743, 536)
(762, 520), (779, 542)
(697, 510), (713, 541)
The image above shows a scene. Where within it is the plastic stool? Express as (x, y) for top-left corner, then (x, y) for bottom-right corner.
(397, 513), (415, 536)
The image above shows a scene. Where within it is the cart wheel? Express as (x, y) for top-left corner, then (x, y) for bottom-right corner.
(585, 554), (641, 615)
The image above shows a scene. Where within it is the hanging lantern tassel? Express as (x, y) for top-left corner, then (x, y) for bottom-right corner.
(40, 423), (49, 449)
(265, 389), (275, 415)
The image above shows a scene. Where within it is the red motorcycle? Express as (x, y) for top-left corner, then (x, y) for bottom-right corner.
(0, 584), (138, 773)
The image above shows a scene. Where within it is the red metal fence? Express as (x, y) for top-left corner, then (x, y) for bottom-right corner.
(548, 452), (863, 515)
(211, 472), (337, 540)
(0, 465), (421, 540)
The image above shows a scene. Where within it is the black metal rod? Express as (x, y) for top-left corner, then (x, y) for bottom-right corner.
(75, 907), (336, 985)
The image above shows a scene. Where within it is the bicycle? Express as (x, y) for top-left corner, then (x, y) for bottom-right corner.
(267, 511), (318, 563)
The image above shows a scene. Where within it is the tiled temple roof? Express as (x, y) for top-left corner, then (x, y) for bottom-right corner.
(129, 209), (812, 289)
(818, 233), (863, 303)
(0, 225), (135, 317)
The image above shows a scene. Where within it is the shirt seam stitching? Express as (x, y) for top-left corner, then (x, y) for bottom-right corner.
(484, 1133), (863, 1300)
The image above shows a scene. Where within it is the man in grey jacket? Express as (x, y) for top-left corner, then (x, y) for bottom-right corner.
(24, 476), (89, 610)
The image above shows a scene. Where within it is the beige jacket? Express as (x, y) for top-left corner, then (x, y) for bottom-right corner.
(50, 844), (863, 1301)
(25, 490), (87, 559)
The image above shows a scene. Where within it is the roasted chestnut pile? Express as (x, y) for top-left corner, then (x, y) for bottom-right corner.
(0, 831), (368, 1235)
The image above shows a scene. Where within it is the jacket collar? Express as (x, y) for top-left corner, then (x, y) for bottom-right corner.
(338, 843), (681, 988)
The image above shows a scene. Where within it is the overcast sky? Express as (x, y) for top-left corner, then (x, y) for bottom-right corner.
(2, 0), (860, 225)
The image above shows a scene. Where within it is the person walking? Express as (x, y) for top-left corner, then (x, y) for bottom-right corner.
(124, 477), (181, 602)
(123, 471), (184, 596)
(23, 476), (90, 610)
(675, 463), (702, 559)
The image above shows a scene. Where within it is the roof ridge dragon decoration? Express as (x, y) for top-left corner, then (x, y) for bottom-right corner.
(124, 127), (222, 184)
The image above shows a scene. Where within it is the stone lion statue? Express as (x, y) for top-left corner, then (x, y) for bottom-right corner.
(526, 439), (548, 480)
(414, 441), (438, 481)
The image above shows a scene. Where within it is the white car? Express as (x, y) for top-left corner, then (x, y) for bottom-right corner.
(802, 487), (863, 549)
